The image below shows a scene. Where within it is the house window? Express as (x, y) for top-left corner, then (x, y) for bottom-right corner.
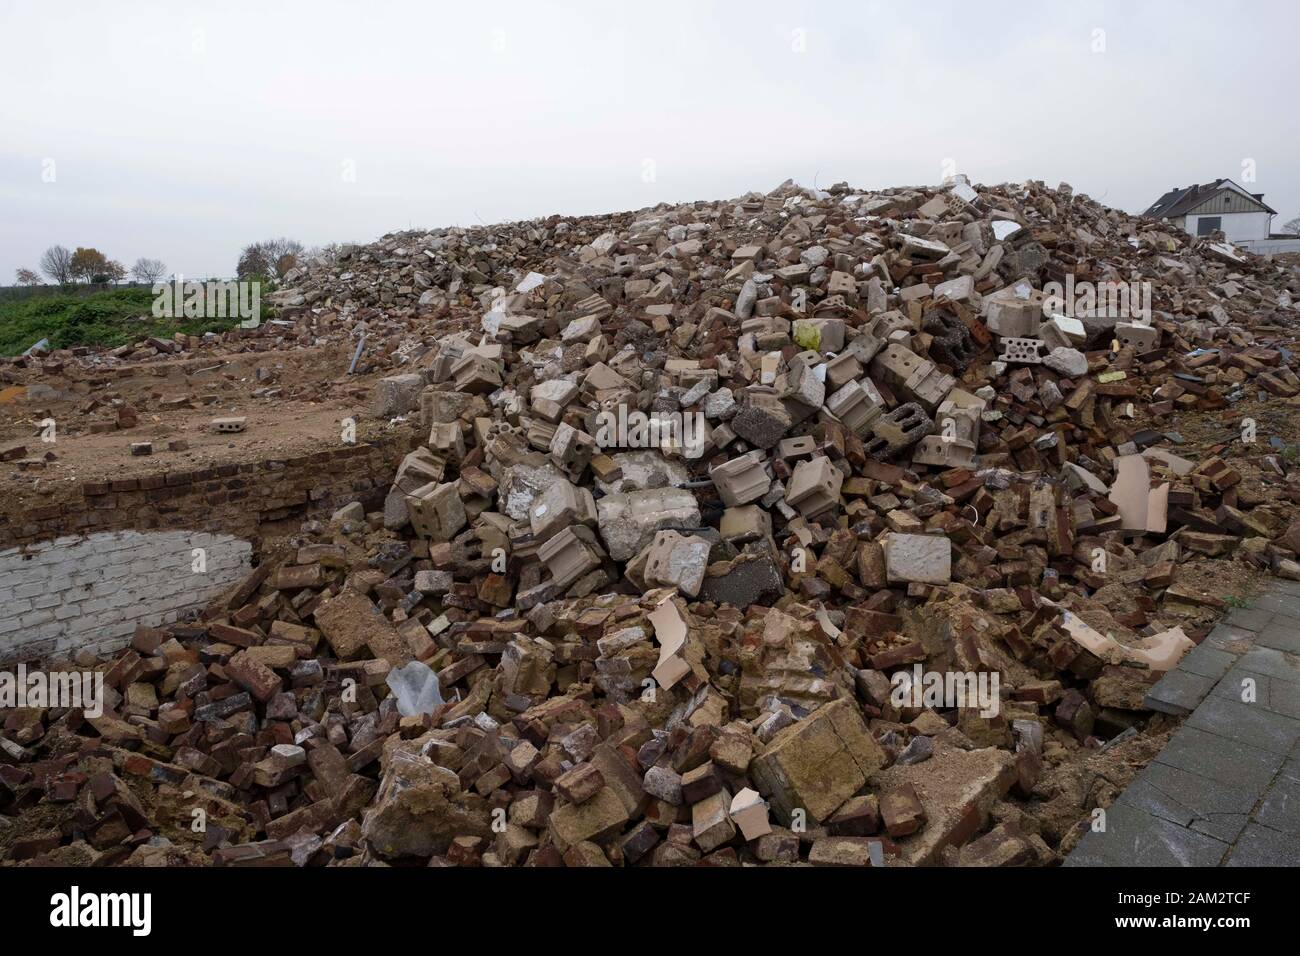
(1197, 217), (1221, 236)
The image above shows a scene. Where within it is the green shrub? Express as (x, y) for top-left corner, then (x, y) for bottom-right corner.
(0, 287), (246, 355)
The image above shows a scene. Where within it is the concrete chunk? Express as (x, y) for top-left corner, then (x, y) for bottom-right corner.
(884, 533), (952, 584)
(750, 698), (886, 825)
(596, 487), (701, 561)
(642, 530), (712, 597)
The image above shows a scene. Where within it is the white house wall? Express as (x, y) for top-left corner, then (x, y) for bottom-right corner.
(1237, 238), (1300, 257)
(1184, 211), (1271, 242)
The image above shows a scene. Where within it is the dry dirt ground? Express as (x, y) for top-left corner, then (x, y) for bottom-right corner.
(0, 342), (401, 514)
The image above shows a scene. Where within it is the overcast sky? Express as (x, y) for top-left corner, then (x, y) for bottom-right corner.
(2, 0), (1296, 282)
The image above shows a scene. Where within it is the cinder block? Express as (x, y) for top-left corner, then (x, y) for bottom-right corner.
(709, 451), (771, 507)
(786, 456), (844, 518)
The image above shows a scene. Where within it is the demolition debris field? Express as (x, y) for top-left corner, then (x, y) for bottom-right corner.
(2, 176), (1299, 868)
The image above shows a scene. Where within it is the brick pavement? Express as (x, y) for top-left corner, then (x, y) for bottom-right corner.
(1067, 580), (1300, 867)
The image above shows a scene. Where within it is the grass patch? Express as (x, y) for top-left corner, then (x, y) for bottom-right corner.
(0, 288), (248, 355)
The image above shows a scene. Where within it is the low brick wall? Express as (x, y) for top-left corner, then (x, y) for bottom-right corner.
(0, 432), (416, 550)
(0, 429), (418, 663)
(0, 530), (252, 664)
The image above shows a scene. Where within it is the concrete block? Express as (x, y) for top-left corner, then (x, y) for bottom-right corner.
(785, 456), (844, 518)
(372, 374), (426, 418)
(406, 481), (468, 542)
(709, 450), (770, 507)
(884, 533), (951, 584)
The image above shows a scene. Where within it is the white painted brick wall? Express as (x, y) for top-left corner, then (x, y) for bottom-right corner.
(0, 530), (252, 663)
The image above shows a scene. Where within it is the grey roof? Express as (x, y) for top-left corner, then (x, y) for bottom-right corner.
(1143, 180), (1277, 219)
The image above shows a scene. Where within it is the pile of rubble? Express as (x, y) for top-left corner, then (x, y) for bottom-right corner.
(4, 176), (1300, 867)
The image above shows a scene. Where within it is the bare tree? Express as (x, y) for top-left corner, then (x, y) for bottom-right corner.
(263, 237), (304, 278)
(306, 242), (343, 266)
(237, 242), (272, 279)
(15, 267), (42, 286)
(40, 245), (74, 285)
(131, 257), (168, 284)
(263, 237), (304, 263)
(236, 238), (304, 280)
(1284, 216), (1300, 237)
(104, 260), (127, 285)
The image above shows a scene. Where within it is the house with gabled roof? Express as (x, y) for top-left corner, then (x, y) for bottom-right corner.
(1141, 178), (1276, 243)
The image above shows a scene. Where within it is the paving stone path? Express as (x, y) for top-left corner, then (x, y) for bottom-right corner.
(1066, 580), (1300, 867)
